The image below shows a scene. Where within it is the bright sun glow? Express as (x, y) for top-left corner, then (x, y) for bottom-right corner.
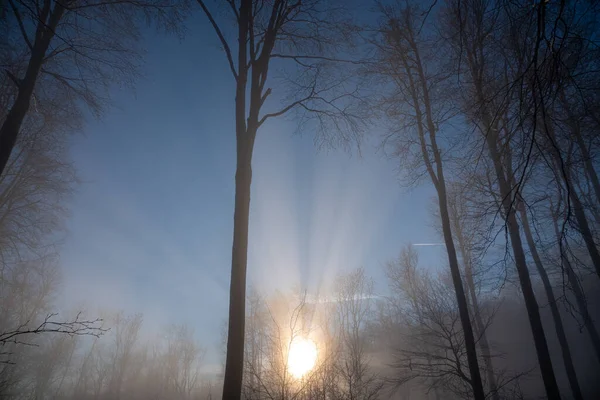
(287, 337), (318, 379)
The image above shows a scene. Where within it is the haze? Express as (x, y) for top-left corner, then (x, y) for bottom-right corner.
(1, 1), (600, 400)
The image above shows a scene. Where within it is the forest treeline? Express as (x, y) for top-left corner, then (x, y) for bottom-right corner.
(1, 0), (600, 399)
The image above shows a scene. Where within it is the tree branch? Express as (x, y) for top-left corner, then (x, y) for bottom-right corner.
(8, 0), (34, 50)
(258, 88), (315, 127)
(196, 0), (238, 81)
(0, 312), (107, 348)
(270, 54), (362, 65)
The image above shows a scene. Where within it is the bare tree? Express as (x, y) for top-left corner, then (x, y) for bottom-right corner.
(384, 245), (528, 399)
(334, 267), (383, 400)
(106, 312), (143, 400)
(443, 0), (563, 396)
(384, 246), (476, 398)
(101, 319), (211, 400)
(0, 312), (104, 349)
(0, 117), (76, 267)
(459, 92), (585, 398)
(244, 287), (267, 399)
(0, 0), (186, 177)
(550, 193), (600, 365)
(515, 198), (583, 399)
(195, 1), (366, 398)
(163, 324), (205, 399)
(446, 183), (500, 400)
(539, 110), (600, 280)
(0, 310), (104, 399)
(370, 3), (485, 398)
(29, 331), (78, 399)
(242, 289), (335, 400)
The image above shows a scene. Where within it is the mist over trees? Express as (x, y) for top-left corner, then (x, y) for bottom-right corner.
(1, 0), (600, 400)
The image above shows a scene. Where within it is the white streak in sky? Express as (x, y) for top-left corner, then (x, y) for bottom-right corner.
(306, 293), (382, 305)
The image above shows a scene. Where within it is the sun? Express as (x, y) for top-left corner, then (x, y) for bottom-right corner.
(287, 337), (318, 379)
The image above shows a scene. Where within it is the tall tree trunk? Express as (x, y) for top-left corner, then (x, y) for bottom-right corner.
(455, 0), (561, 390)
(550, 202), (600, 364)
(403, 32), (485, 398)
(519, 206), (583, 400)
(222, 132), (255, 400)
(222, 3), (251, 398)
(437, 188), (486, 400)
(482, 125), (561, 399)
(454, 229), (499, 400)
(0, 2), (64, 176)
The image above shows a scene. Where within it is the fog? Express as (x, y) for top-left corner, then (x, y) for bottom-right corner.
(2, 0), (600, 399)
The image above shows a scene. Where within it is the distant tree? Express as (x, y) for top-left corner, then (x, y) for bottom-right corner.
(163, 324), (205, 399)
(0, 240), (104, 389)
(0, 308), (104, 398)
(242, 290), (333, 399)
(385, 246), (475, 398)
(333, 267), (383, 400)
(195, 1), (367, 398)
(106, 312), (143, 400)
(29, 330), (78, 399)
(243, 287), (267, 399)
(384, 245), (526, 399)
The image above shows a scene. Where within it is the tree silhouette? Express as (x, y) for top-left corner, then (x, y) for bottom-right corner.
(195, 1), (365, 398)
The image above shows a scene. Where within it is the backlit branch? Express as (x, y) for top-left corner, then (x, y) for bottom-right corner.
(196, 0), (238, 81)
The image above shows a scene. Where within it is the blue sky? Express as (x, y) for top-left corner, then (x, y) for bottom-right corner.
(57, 19), (445, 370)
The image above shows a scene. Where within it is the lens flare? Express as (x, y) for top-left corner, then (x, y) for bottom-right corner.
(287, 337), (317, 378)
